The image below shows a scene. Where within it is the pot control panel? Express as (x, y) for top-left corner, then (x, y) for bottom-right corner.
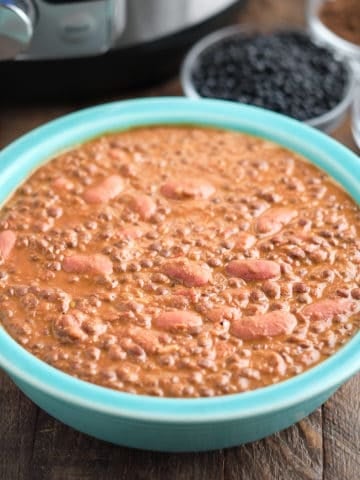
(0, 0), (126, 60)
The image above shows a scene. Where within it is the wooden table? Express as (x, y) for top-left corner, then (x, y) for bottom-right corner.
(0, 1), (359, 479)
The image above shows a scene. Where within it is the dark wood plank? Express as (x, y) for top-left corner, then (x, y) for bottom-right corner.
(224, 409), (323, 480)
(0, 374), (38, 480)
(0, 105), (73, 149)
(27, 409), (224, 480)
(0, 79), (181, 150)
(239, 0), (306, 28)
(323, 374), (360, 480)
(332, 113), (359, 153)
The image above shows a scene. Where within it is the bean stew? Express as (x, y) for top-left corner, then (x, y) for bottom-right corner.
(0, 126), (359, 397)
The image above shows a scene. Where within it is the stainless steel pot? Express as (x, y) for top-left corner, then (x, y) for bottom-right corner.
(0, 0), (240, 60)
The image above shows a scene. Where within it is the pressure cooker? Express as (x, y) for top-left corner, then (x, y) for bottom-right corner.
(0, 0), (245, 99)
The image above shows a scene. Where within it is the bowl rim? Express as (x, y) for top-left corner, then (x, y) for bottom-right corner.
(0, 96), (359, 423)
(180, 24), (356, 129)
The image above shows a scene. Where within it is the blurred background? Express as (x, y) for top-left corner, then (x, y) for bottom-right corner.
(0, 0), (358, 148)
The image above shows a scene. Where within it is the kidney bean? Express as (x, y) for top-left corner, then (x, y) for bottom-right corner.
(160, 179), (215, 200)
(301, 299), (358, 321)
(128, 194), (157, 220)
(231, 311), (297, 340)
(83, 175), (123, 204)
(162, 259), (212, 287)
(256, 207), (297, 235)
(62, 254), (113, 276)
(154, 310), (203, 334)
(226, 259), (280, 281)
(0, 230), (16, 260)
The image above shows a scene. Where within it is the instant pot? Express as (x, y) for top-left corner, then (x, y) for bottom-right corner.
(0, 0), (245, 99)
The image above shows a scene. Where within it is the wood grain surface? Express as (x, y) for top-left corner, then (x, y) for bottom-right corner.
(0, 1), (359, 479)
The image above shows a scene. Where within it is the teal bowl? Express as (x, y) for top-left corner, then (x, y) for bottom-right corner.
(0, 98), (359, 452)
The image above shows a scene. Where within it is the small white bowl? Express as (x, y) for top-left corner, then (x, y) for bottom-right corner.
(181, 25), (356, 133)
(352, 84), (360, 149)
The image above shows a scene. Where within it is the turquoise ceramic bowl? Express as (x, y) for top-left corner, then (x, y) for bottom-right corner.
(0, 98), (359, 452)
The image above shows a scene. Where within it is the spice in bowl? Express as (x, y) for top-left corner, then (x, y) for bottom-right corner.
(184, 30), (351, 126)
(319, 0), (360, 46)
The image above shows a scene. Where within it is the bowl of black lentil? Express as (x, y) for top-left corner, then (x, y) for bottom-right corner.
(181, 26), (355, 133)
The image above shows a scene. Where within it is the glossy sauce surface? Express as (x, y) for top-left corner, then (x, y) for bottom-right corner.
(0, 126), (359, 397)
